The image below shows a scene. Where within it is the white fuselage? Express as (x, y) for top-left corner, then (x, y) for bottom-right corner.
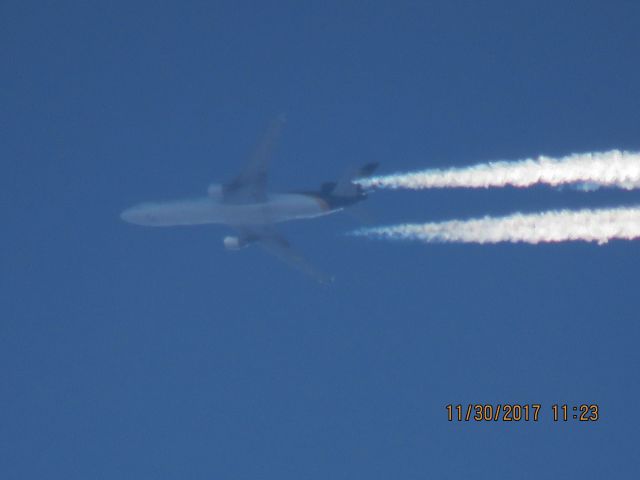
(120, 193), (334, 227)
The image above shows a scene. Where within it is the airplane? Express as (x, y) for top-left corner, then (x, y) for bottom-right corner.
(120, 115), (378, 283)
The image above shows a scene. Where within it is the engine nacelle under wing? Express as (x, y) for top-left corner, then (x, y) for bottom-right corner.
(223, 236), (249, 250)
(207, 183), (223, 199)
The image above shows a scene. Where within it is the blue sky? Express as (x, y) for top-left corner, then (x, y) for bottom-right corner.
(2, 1), (640, 478)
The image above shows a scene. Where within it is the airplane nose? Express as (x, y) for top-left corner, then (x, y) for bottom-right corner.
(120, 207), (138, 224)
(120, 205), (160, 225)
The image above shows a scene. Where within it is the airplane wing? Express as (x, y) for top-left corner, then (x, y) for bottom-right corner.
(223, 114), (287, 204)
(238, 225), (334, 284)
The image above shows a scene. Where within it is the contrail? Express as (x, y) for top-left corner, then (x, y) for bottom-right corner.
(351, 206), (640, 245)
(357, 150), (640, 190)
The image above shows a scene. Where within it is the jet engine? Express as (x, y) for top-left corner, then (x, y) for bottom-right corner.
(207, 183), (223, 199)
(223, 236), (249, 250)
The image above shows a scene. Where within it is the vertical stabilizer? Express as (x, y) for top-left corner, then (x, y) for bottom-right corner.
(331, 162), (379, 197)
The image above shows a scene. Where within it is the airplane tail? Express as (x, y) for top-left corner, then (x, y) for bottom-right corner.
(328, 162), (379, 197)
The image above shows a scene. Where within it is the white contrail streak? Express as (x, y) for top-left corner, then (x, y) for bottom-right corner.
(357, 150), (640, 190)
(351, 206), (640, 245)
